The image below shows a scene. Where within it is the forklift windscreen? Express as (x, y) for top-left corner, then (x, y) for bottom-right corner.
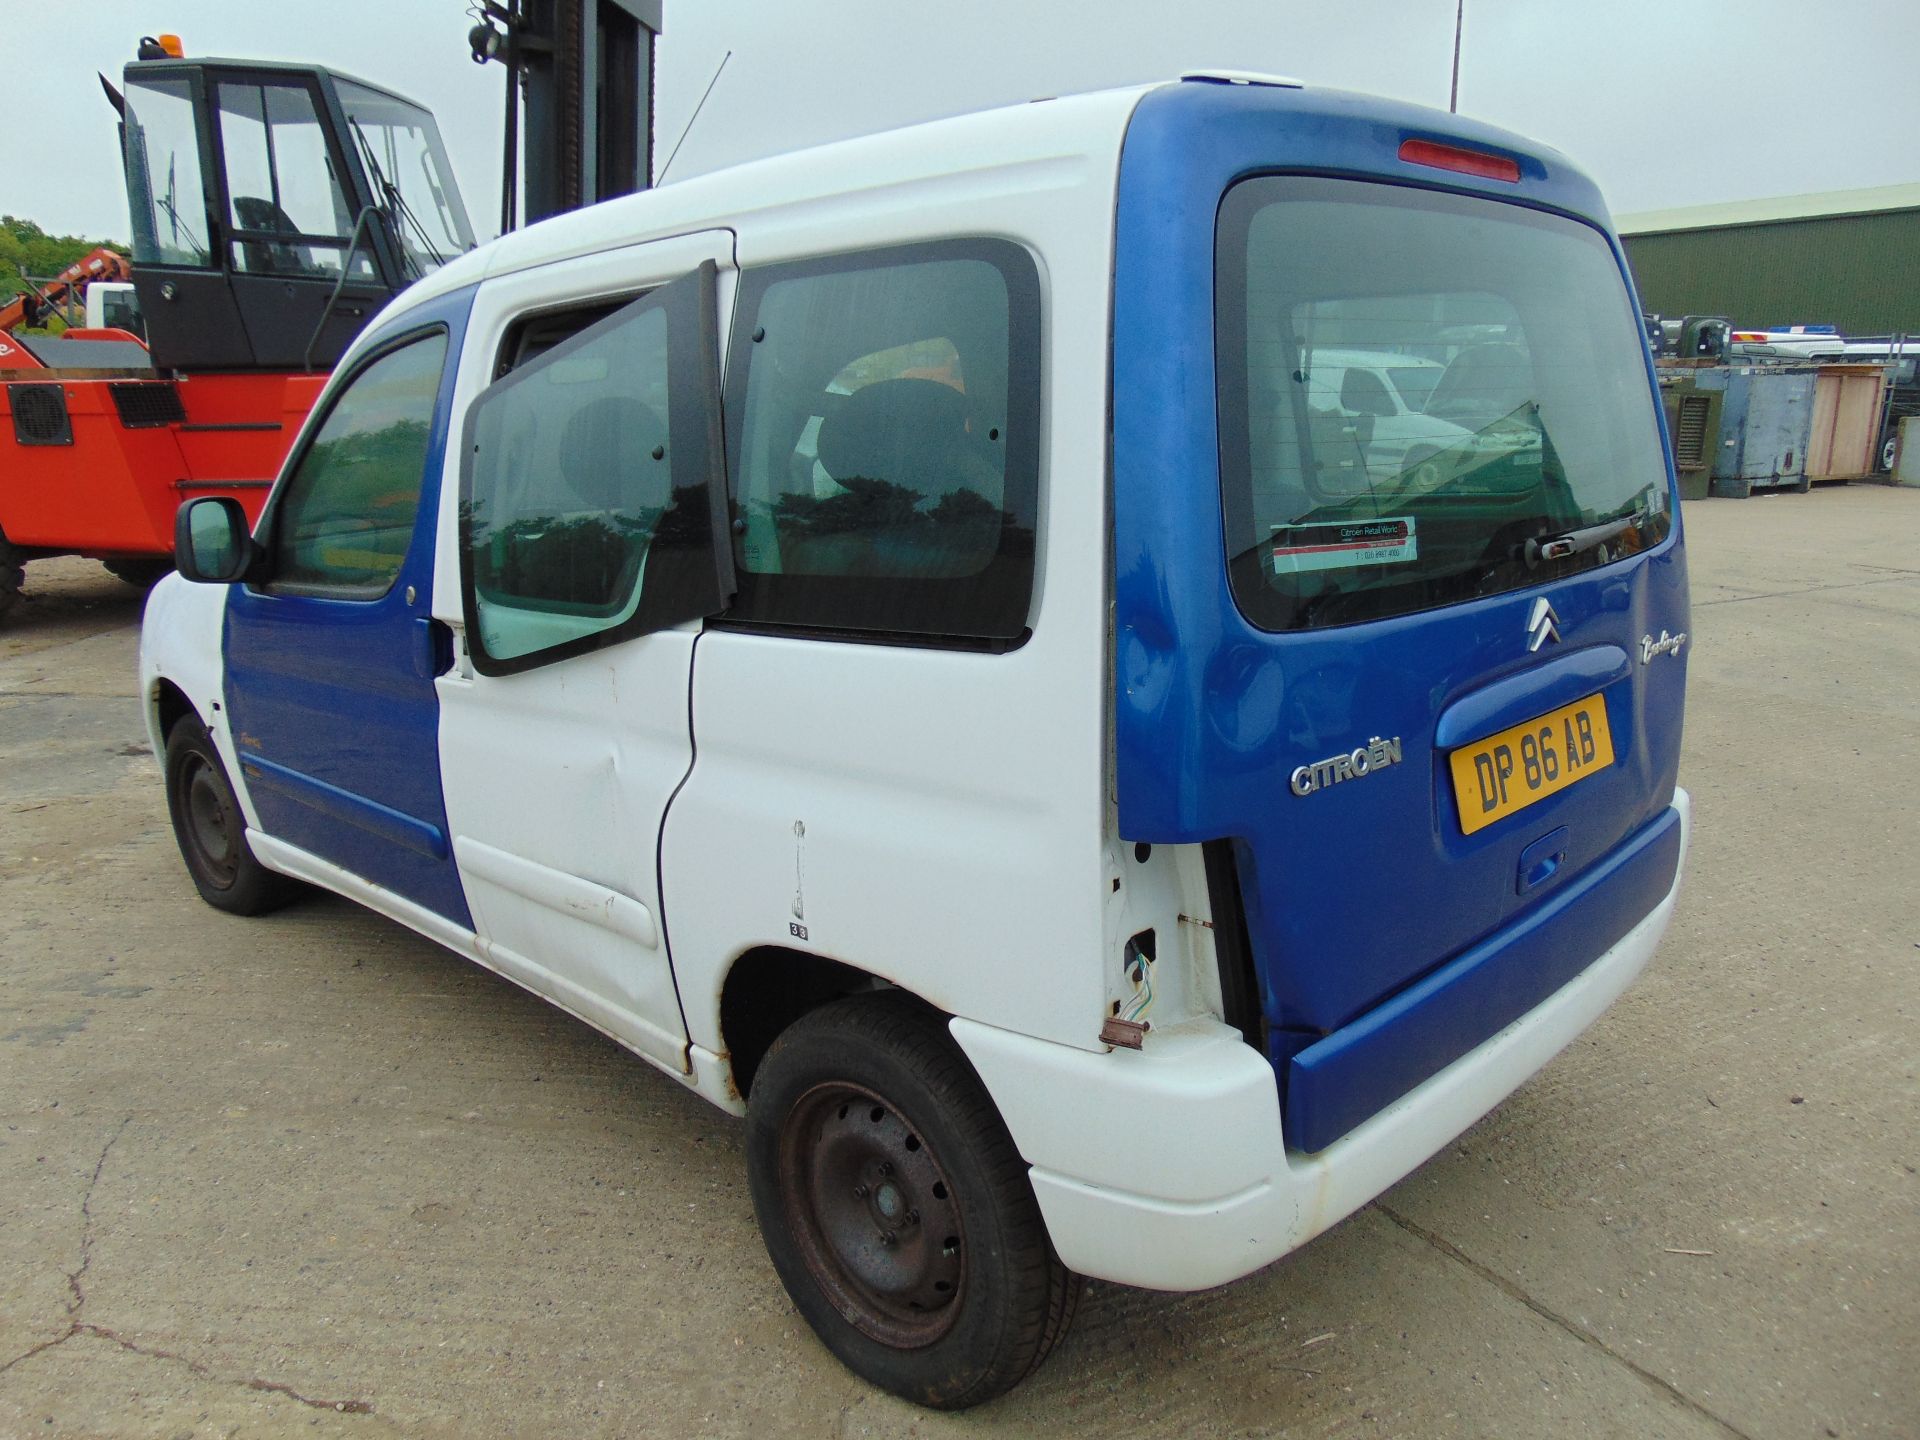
(336, 79), (478, 274)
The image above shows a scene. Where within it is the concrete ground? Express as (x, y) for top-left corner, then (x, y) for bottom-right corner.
(0, 484), (1914, 1439)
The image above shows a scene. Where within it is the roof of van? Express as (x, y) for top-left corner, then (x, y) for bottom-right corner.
(391, 81), (1162, 318)
(379, 74), (1597, 333)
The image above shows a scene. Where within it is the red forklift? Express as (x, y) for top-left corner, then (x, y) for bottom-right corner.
(0, 2), (660, 620)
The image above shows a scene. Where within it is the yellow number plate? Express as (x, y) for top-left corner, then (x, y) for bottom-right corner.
(1448, 693), (1615, 835)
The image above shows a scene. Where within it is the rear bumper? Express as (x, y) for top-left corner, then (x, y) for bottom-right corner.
(951, 788), (1690, 1291)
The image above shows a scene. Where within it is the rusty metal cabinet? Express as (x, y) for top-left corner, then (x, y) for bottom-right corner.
(1708, 365), (1816, 497)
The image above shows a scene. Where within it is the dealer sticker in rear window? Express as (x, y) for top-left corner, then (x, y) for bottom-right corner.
(1272, 517), (1417, 575)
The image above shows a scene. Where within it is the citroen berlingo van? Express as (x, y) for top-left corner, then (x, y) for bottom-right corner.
(143, 72), (1691, 1407)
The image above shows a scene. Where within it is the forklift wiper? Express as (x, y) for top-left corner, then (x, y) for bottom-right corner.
(349, 121), (445, 278)
(1517, 511), (1643, 569)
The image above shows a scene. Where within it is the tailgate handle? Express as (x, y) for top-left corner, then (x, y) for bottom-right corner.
(1517, 826), (1569, 895)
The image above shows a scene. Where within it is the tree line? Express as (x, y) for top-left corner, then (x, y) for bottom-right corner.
(1, 216), (129, 307)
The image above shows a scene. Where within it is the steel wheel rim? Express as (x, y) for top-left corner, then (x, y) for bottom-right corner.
(778, 1081), (966, 1349)
(182, 756), (239, 886)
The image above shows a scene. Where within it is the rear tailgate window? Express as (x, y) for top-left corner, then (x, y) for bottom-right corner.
(1216, 176), (1669, 633)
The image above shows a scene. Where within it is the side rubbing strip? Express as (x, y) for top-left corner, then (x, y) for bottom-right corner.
(239, 753), (450, 860)
(454, 835), (660, 949)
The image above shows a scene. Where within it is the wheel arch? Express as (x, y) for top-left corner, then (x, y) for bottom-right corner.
(152, 677), (197, 746)
(719, 945), (938, 1101)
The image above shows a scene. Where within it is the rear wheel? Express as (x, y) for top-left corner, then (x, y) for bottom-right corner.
(746, 993), (1080, 1409)
(164, 715), (299, 915)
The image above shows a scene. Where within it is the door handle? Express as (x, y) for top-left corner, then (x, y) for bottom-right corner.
(413, 616), (454, 678)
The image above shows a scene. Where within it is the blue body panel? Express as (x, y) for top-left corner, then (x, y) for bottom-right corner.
(1284, 806), (1681, 1153)
(224, 284), (476, 928)
(1111, 81), (1690, 1147)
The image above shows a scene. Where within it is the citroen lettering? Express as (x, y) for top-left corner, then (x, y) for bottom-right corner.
(1292, 736), (1404, 796)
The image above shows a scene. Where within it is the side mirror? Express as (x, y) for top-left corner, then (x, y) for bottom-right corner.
(173, 497), (260, 584)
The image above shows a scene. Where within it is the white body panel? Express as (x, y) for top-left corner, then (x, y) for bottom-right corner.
(954, 791), (1690, 1289)
(431, 229), (736, 1075)
(139, 575), (263, 827)
(661, 103), (1131, 1054)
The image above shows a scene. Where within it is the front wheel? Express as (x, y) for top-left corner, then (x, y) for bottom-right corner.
(164, 716), (300, 915)
(745, 994), (1080, 1409)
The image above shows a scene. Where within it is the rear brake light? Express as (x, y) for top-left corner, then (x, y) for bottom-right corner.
(1398, 138), (1521, 183)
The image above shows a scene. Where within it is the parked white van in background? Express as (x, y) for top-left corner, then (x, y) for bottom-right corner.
(143, 72), (1691, 1407)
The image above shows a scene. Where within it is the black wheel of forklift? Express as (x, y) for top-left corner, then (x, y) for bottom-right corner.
(164, 715), (300, 915)
(103, 557), (174, 589)
(0, 529), (24, 621)
(0, 553), (21, 622)
(745, 992), (1081, 1409)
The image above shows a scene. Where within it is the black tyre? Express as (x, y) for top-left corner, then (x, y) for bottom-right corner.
(104, 557), (173, 589)
(164, 716), (299, 915)
(0, 534), (23, 622)
(746, 993), (1080, 1409)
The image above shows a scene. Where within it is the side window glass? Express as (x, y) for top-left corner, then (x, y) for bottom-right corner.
(269, 331), (447, 595)
(460, 263), (730, 673)
(217, 81), (370, 279)
(726, 241), (1041, 643)
(122, 77), (214, 268)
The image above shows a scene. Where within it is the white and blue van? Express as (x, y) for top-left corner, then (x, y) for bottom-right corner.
(143, 73), (1691, 1408)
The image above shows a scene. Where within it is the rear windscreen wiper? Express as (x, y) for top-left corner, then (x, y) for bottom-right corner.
(1518, 511), (1643, 569)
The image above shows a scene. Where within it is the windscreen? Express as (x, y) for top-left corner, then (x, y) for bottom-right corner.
(336, 79), (477, 275)
(1216, 177), (1670, 633)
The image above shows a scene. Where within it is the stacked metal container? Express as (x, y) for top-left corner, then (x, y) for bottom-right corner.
(1699, 365), (1817, 497)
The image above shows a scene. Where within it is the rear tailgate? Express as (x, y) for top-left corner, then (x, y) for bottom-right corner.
(1111, 79), (1688, 1150)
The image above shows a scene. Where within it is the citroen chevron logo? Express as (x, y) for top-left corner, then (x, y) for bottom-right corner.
(1526, 597), (1561, 652)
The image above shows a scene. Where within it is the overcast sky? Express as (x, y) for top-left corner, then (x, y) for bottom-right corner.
(4, 0), (1916, 244)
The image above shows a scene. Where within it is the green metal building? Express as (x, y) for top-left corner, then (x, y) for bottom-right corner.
(1618, 184), (1920, 336)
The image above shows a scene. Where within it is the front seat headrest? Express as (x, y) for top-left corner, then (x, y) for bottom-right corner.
(560, 394), (668, 511)
(816, 378), (973, 498)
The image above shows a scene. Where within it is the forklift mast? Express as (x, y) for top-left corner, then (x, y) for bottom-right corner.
(474, 0), (663, 233)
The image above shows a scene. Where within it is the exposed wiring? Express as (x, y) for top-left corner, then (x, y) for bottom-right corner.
(1121, 954), (1154, 1024)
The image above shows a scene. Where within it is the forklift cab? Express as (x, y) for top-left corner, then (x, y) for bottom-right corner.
(119, 54), (476, 372)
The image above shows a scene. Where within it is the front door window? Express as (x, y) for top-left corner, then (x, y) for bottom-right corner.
(268, 330), (448, 595)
